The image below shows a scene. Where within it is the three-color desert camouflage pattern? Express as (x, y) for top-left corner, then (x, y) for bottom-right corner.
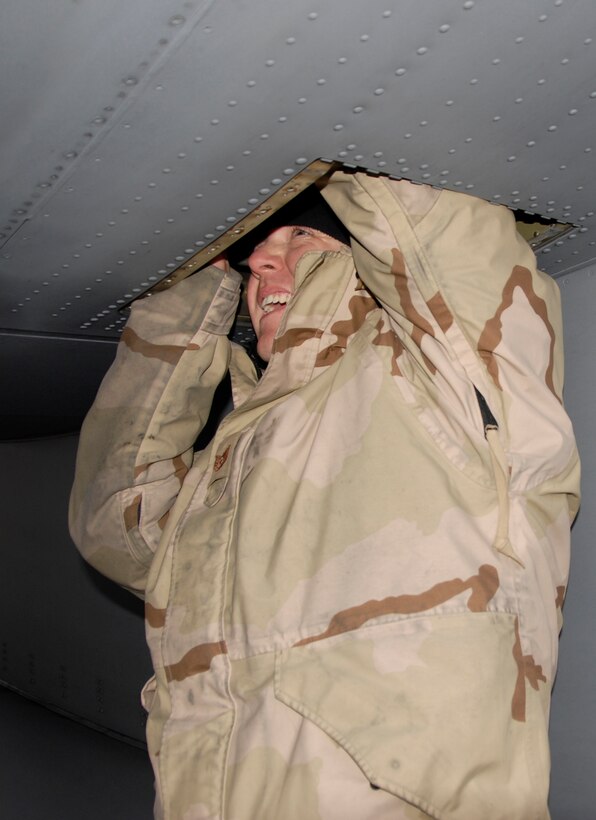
(70, 171), (580, 820)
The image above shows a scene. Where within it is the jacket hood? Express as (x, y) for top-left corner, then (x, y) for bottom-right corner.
(231, 244), (379, 411)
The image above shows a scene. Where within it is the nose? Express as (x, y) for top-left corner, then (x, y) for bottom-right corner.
(247, 240), (285, 278)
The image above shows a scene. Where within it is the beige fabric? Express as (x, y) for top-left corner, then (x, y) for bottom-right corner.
(70, 172), (580, 819)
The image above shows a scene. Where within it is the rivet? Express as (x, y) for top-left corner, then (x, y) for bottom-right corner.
(123, 76), (138, 86)
(353, 106), (364, 113)
(422, 173), (431, 179)
(195, 193), (203, 198)
(247, 80), (256, 87)
(259, 188), (271, 194)
(278, 116), (288, 122)
(585, 38), (593, 45)
(338, 57), (347, 64)
(374, 88), (385, 95)
(317, 78), (326, 85)
(286, 37), (296, 44)
(227, 100), (237, 107)
(210, 179), (219, 185)
(271, 178), (282, 185)
(194, 136), (203, 143)
(308, 12), (318, 20)
(463, 1), (475, 8)
(591, 92), (596, 98)
(465, 137), (473, 143)
(169, 15), (186, 26)
(148, 182), (157, 188)
(243, 150), (252, 156)
(347, 144), (357, 150)
(493, 115), (501, 121)
(360, 34), (370, 42)
(260, 133), (269, 139)
(298, 97), (307, 104)
(527, 140), (536, 147)
(248, 198), (259, 204)
(211, 119), (220, 125)
(416, 47), (428, 55)
(334, 124), (344, 130)
(492, 58), (501, 65)
(226, 165), (234, 171)
(470, 78), (478, 85)
(586, 147), (593, 152)
(515, 97), (523, 104)
(395, 68), (406, 76)
(439, 24), (450, 33)
(548, 125), (558, 131)
(420, 120), (428, 126)
(446, 100), (454, 106)
(296, 157), (308, 165)
(448, 148), (456, 154)
(538, 78), (546, 85)
(404, 133), (412, 139)
(507, 156), (516, 162)
(515, 36), (524, 43)
(265, 59), (275, 67)
(569, 108), (578, 115)
(383, 10), (392, 17)
(561, 57), (569, 65)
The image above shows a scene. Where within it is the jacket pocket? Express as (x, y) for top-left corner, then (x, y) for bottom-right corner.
(274, 613), (549, 820)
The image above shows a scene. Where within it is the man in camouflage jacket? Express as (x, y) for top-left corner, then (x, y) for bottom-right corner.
(70, 170), (580, 820)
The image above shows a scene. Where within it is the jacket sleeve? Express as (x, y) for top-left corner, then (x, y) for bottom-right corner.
(69, 266), (241, 595)
(322, 170), (580, 515)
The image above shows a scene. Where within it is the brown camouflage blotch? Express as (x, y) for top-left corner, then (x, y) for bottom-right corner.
(121, 326), (186, 366)
(273, 327), (323, 355)
(372, 318), (403, 376)
(478, 265), (559, 399)
(315, 293), (378, 367)
(172, 454), (189, 485)
(145, 602), (167, 628)
(391, 249), (436, 374)
(511, 617), (547, 722)
(123, 494), (142, 532)
(555, 585), (566, 609)
(186, 342), (200, 350)
(164, 640), (228, 682)
(157, 510), (170, 531)
(134, 463), (150, 479)
(294, 564), (499, 647)
(427, 290), (454, 334)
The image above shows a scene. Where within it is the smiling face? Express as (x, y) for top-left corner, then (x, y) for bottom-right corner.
(246, 225), (344, 361)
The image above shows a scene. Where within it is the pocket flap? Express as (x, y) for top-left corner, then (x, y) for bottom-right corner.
(274, 613), (548, 820)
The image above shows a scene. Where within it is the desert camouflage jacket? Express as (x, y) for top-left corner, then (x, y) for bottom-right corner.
(70, 171), (580, 820)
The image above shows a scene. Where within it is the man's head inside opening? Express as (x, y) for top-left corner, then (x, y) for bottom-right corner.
(245, 188), (350, 361)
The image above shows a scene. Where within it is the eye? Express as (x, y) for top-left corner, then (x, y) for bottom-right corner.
(291, 226), (314, 238)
